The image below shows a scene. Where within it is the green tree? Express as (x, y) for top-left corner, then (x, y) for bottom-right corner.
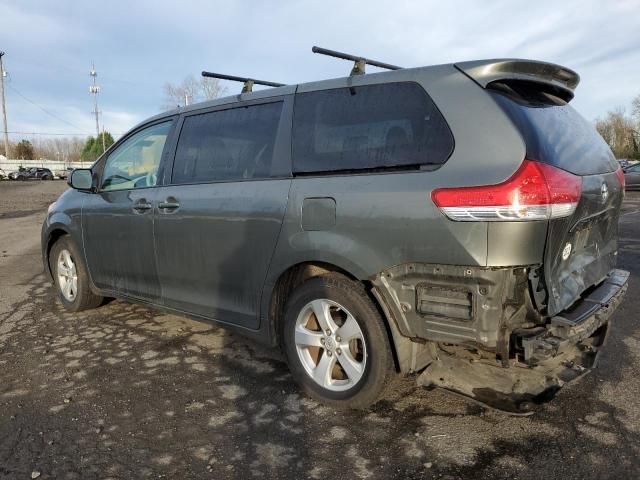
(81, 136), (95, 162)
(81, 132), (115, 162)
(14, 139), (35, 160)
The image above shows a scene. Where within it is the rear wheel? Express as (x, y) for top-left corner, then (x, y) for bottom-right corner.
(50, 236), (103, 312)
(282, 274), (395, 409)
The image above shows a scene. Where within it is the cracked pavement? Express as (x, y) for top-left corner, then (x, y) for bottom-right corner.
(1, 181), (639, 479)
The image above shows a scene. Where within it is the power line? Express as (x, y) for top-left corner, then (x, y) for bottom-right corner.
(7, 130), (91, 136)
(6, 84), (86, 133)
(6, 130), (124, 137)
(48, 61), (143, 87)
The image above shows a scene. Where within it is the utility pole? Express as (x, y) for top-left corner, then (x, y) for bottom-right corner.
(101, 122), (106, 153)
(0, 51), (10, 159)
(89, 63), (101, 140)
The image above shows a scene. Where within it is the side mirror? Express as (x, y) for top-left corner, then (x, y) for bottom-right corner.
(69, 169), (94, 191)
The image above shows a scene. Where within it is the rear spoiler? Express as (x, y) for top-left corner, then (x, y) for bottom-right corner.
(454, 59), (580, 101)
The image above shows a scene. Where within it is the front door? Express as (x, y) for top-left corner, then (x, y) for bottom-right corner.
(154, 99), (292, 329)
(82, 120), (174, 301)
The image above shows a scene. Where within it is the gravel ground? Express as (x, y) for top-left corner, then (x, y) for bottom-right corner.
(0, 180), (639, 480)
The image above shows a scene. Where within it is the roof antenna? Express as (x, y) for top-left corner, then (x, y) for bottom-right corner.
(201, 71), (285, 93)
(311, 46), (402, 76)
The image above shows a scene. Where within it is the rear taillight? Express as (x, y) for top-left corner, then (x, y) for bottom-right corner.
(615, 166), (625, 194)
(431, 160), (582, 221)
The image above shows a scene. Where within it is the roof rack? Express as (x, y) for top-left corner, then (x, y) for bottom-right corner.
(311, 46), (402, 75)
(201, 71), (286, 93)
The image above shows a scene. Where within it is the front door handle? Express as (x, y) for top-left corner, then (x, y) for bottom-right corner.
(158, 197), (180, 213)
(132, 199), (153, 213)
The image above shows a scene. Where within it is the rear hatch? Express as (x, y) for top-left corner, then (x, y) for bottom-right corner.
(456, 60), (624, 316)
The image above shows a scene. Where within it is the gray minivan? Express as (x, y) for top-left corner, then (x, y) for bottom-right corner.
(42, 58), (628, 413)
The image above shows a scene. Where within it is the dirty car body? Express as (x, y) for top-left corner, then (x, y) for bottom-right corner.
(42, 58), (628, 413)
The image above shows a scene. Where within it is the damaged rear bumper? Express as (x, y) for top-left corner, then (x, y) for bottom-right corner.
(515, 269), (629, 364)
(416, 269), (629, 414)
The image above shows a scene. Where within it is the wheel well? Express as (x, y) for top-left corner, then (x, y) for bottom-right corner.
(268, 262), (401, 371)
(269, 262), (356, 341)
(45, 229), (68, 275)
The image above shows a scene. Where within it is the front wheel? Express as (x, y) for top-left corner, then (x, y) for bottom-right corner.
(282, 274), (395, 409)
(49, 236), (103, 312)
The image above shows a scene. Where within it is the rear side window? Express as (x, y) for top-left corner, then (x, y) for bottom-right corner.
(292, 83), (453, 174)
(172, 101), (283, 184)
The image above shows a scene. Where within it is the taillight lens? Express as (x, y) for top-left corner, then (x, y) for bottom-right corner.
(431, 160), (582, 221)
(615, 166), (625, 193)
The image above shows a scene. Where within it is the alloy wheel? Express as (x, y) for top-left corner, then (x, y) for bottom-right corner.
(57, 249), (78, 302)
(294, 299), (367, 391)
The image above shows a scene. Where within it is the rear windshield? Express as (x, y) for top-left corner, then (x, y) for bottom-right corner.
(491, 90), (617, 176)
(292, 83), (454, 174)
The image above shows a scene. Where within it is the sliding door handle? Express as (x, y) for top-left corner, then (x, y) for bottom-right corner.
(132, 200), (153, 213)
(158, 197), (180, 213)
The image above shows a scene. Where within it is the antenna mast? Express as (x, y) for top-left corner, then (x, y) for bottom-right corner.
(89, 63), (101, 139)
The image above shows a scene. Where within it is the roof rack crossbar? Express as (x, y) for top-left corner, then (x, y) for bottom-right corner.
(201, 71), (286, 93)
(311, 46), (402, 76)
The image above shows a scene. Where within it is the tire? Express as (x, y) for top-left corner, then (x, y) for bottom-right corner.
(49, 235), (103, 312)
(282, 273), (395, 409)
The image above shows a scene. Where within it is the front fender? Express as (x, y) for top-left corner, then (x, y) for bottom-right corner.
(41, 217), (75, 281)
(41, 190), (84, 281)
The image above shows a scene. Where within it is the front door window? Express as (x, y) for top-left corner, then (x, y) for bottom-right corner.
(101, 122), (172, 192)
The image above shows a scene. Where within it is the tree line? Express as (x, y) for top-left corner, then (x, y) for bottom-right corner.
(595, 94), (640, 160)
(0, 132), (114, 163)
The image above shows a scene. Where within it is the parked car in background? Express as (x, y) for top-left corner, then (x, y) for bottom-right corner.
(55, 167), (74, 180)
(0, 168), (7, 180)
(7, 166), (25, 179)
(623, 163), (640, 190)
(43, 57), (628, 413)
(9, 167), (54, 180)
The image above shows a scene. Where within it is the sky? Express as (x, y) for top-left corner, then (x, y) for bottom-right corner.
(1, 0), (639, 142)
